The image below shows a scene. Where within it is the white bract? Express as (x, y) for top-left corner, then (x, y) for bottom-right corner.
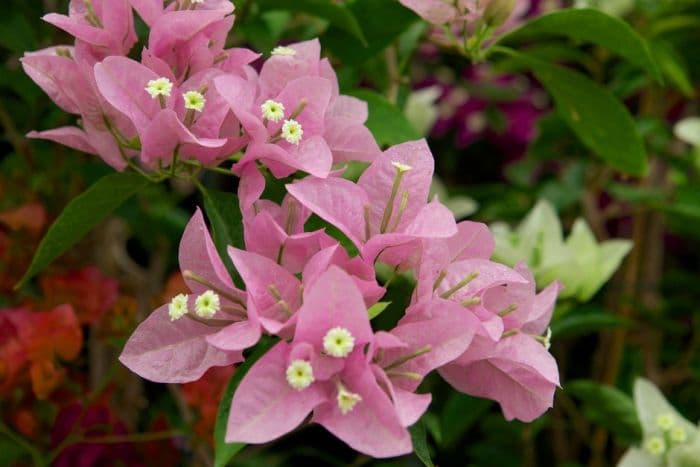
(492, 199), (632, 301)
(617, 378), (700, 467)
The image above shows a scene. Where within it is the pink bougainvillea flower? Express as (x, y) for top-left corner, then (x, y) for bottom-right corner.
(120, 209), (249, 383)
(287, 139), (457, 267)
(215, 72), (335, 178)
(94, 56), (244, 166)
(43, 0), (137, 58)
(302, 244), (385, 307)
(226, 267), (412, 458)
(130, 0), (234, 27)
(242, 191), (334, 275)
(439, 263), (561, 422)
(22, 47), (139, 170)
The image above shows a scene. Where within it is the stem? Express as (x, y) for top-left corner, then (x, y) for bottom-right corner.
(439, 272), (478, 299)
(0, 422), (44, 466)
(380, 168), (407, 233)
(384, 345), (431, 371)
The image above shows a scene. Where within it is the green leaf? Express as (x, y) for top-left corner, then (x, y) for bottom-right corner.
(567, 380), (642, 443)
(368, 301), (391, 319)
(440, 392), (492, 449)
(0, 12), (36, 53)
(16, 172), (149, 288)
(347, 89), (420, 146)
(409, 418), (434, 467)
(496, 49), (647, 176)
(496, 8), (660, 80)
(651, 40), (695, 97)
(255, 0), (366, 44)
(200, 186), (245, 289)
(322, 0), (419, 65)
(214, 338), (276, 467)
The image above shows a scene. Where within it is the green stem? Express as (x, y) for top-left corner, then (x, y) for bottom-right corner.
(0, 421), (44, 466)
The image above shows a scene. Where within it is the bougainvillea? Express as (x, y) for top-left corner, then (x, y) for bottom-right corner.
(18, 0), (563, 458)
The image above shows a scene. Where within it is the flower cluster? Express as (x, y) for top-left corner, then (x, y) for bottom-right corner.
(22, 0), (378, 174)
(24, 0), (561, 458)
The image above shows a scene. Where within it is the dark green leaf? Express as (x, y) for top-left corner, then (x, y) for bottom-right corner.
(16, 172), (149, 288)
(0, 12), (36, 52)
(567, 380), (642, 443)
(200, 186), (245, 289)
(347, 89), (420, 146)
(255, 0), (365, 44)
(322, 0), (419, 65)
(496, 49), (647, 176)
(440, 392), (492, 449)
(496, 8), (660, 79)
(409, 418), (434, 467)
(650, 40), (695, 97)
(214, 338), (276, 467)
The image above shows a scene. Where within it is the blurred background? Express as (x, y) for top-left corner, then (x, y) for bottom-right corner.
(1, 0), (699, 465)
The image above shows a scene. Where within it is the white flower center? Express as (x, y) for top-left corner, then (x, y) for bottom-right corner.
(542, 327), (552, 350)
(146, 77), (173, 98)
(168, 294), (188, 321)
(644, 436), (666, 456)
(656, 413), (674, 431)
(286, 360), (314, 390)
(194, 290), (220, 318)
(281, 119), (303, 145)
(323, 326), (355, 358)
(670, 426), (687, 443)
(391, 161), (413, 173)
(337, 385), (362, 415)
(271, 46), (296, 56)
(183, 90), (206, 112)
(261, 99), (285, 122)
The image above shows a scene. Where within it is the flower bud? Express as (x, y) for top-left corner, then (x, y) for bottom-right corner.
(483, 0), (517, 28)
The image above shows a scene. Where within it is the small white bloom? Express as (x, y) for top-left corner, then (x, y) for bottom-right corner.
(644, 436), (666, 456)
(145, 77), (173, 98)
(543, 327), (552, 350)
(271, 46), (296, 56)
(194, 290), (220, 318)
(191, 0), (204, 3)
(323, 327), (355, 358)
(281, 119), (303, 145)
(467, 112), (488, 132)
(261, 99), (285, 122)
(183, 90), (206, 112)
(656, 413), (675, 431)
(670, 426), (688, 443)
(168, 294), (188, 321)
(391, 161), (413, 173)
(286, 360), (314, 390)
(337, 386), (362, 415)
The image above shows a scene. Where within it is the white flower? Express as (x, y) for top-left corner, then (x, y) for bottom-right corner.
(261, 99), (285, 122)
(183, 90), (206, 112)
(286, 360), (314, 390)
(670, 426), (688, 443)
(644, 437), (666, 456)
(281, 119), (303, 145)
(168, 294), (188, 321)
(194, 290), (220, 318)
(145, 77), (173, 98)
(271, 46), (296, 56)
(391, 161), (413, 173)
(337, 385), (362, 414)
(656, 413), (675, 431)
(323, 327), (355, 358)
